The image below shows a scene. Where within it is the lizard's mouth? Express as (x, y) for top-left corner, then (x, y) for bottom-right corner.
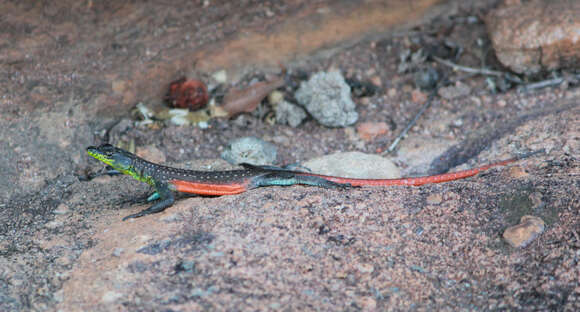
(87, 146), (114, 166)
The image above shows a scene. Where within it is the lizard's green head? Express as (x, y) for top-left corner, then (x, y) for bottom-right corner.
(87, 144), (134, 172)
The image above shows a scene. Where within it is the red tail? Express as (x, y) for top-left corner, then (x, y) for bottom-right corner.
(298, 150), (542, 187)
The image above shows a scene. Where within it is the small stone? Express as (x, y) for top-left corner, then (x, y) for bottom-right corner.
(112, 248), (124, 257)
(212, 69), (227, 84)
(111, 80), (126, 95)
(503, 215), (545, 248)
(45, 220), (63, 229)
(169, 115), (190, 126)
(268, 90), (284, 105)
(53, 203), (70, 215)
(370, 75), (382, 87)
(198, 121), (209, 129)
(221, 136), (277, 165)
(508, 166), (529, 179)
(356, 122), (389, 142)
(275, 100), (307, 127)
(357, 263), (374, 273)
(414, 67), (439, 90)
(411, 89), (427, 104)
(358, 97), (370, 106)
(438, 82), (472, 100)
(426, 193), (442, 205)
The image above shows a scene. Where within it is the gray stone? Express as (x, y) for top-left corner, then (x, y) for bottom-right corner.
(303, 152), (400, 179)
(295, 71), (358, 127)
(275, 100), (307, 127)
(221, 136), (277, 165)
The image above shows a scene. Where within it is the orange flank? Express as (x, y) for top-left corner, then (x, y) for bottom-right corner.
(303, 158), (517, 187)
(170, 180), (250, 196)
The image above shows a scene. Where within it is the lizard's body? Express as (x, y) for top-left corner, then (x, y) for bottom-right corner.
(87, 144), (536, 220)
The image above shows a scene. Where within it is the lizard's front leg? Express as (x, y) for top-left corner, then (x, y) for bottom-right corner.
(123, 182), (175, 220)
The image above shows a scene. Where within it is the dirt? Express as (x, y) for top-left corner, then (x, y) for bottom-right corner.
(1, 0), (579, 311)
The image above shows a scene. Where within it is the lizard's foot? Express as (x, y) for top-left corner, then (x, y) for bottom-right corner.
(122, 197), (175, 221)
(122, 210), (149, 221)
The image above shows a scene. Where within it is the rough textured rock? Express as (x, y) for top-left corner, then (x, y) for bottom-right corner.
(275, 100), (308, 127)
(221, 136), (277, 165)
(486, 0), (580, 75)
(295, 71), (358, 127)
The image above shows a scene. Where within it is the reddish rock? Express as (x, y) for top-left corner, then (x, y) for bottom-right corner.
(166, 78), (209, 111)
(411, 89), (427, 104)
(486, 0), (580, 75)
(356, 121), (390, 142)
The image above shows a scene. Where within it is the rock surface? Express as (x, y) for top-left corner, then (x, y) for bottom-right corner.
(486, 0), (580, 75)
(1, 1), (579, 311)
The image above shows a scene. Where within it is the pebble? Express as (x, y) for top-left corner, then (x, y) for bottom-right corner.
(370, 75), (382, 87)
(112, 248), (124, 257)
(356, 122), (389, 142)
(508, 166), (529, 179)
(211, 69), (227, 84)
(503, 215), (545, 248)
(411, 89), (427, 104)
(53, 203), (70, 215)
(426, 193), (442, 205)
(414, 67), (439, 90)
(438, 82), (472, 100)
(268, 90), (284, 105)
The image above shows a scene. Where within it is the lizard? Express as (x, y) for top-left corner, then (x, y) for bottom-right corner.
(86, 144), (541, 220)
